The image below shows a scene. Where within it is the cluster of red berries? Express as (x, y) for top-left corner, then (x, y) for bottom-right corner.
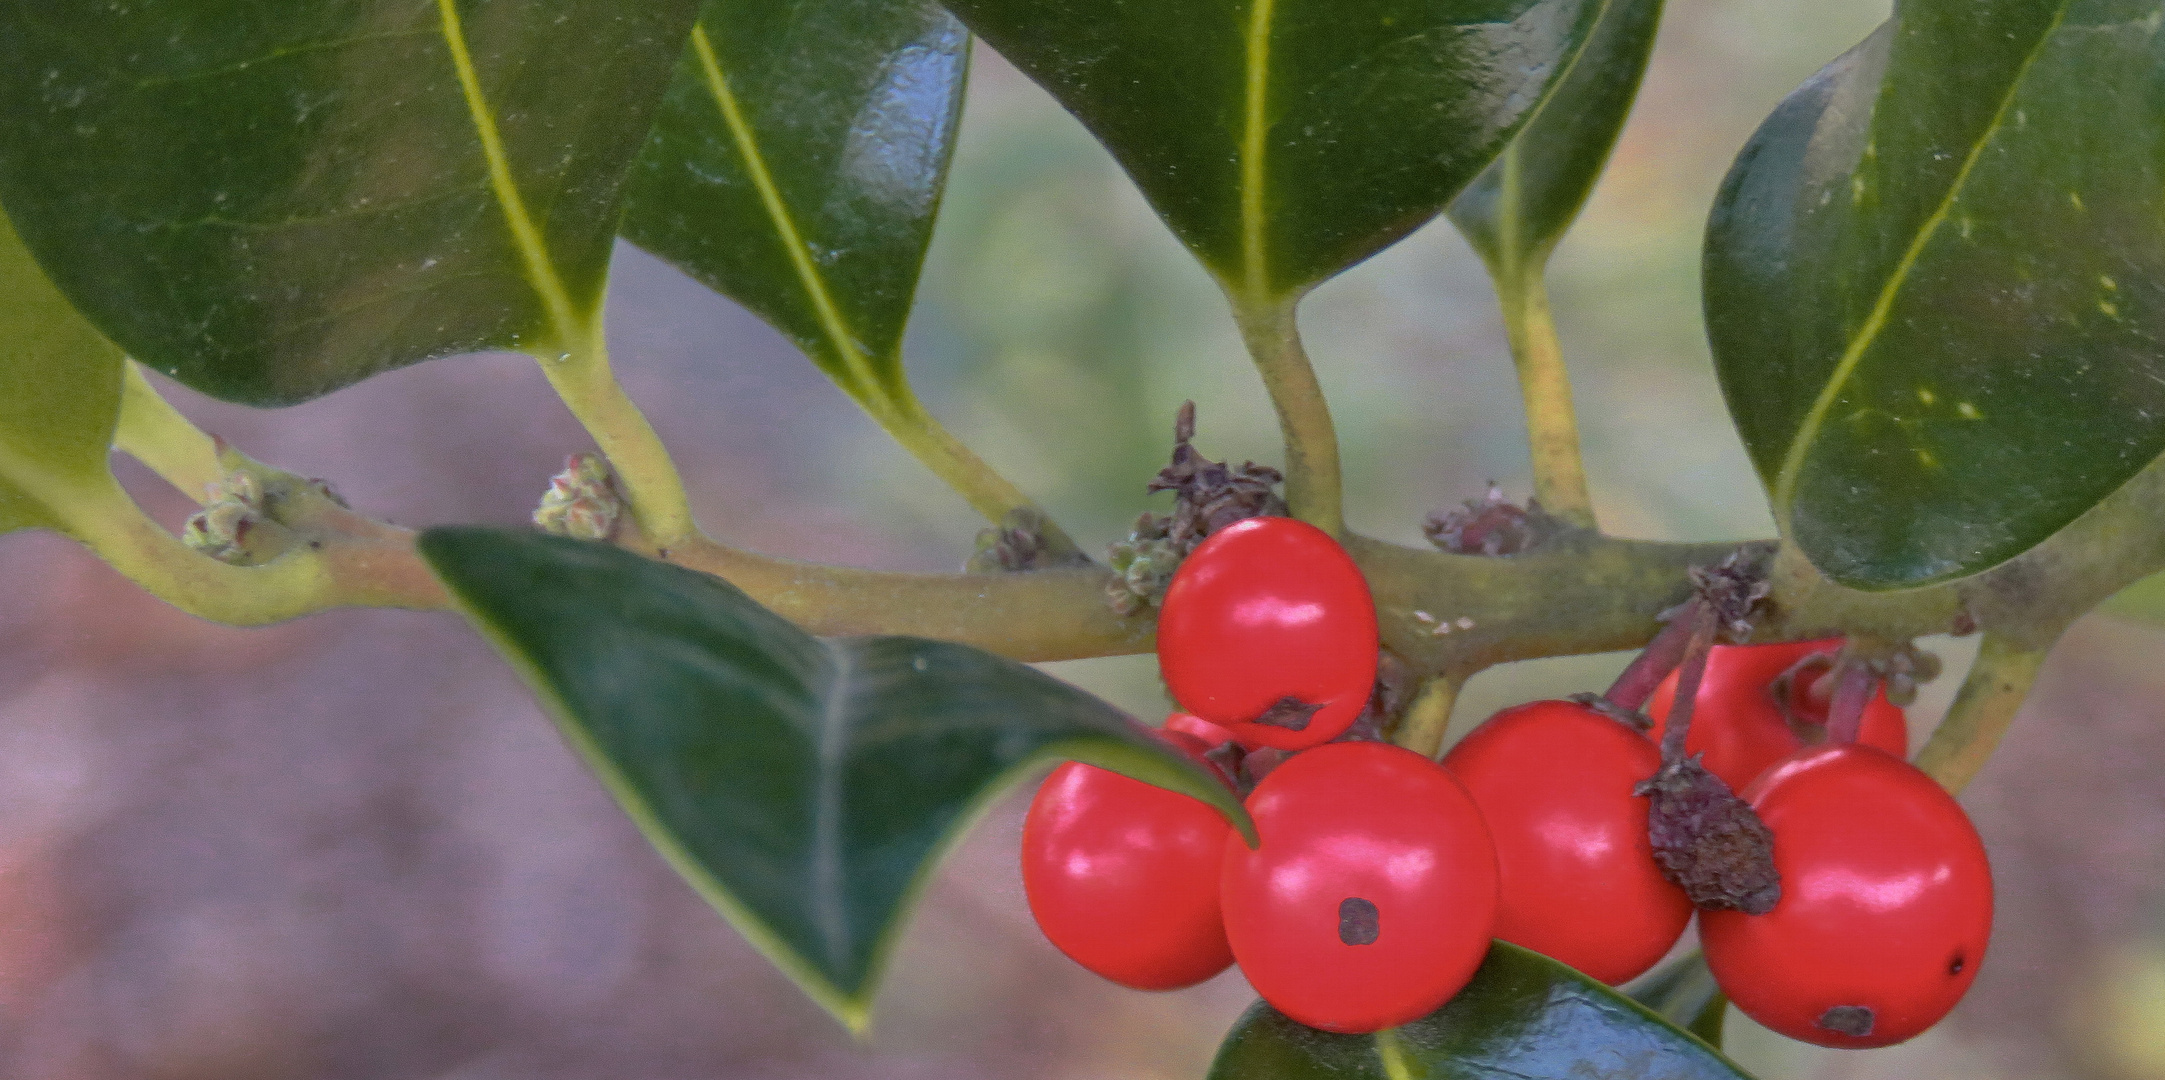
(1021, 516), (1992, 1046)
(1649, 644), (1992, 1048)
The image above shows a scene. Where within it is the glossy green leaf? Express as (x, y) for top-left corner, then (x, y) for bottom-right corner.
(939, 0), (1604, 302)
(419, 527), (1250, 1032)
(1447, 0), (1664, 275)
(1627, 950), (1728, 1048)
(0, 206), (123, 535)
(1209, 942), (1751, 1079)
(1706, 3), (2165, 588)
(621, 0), (966, 406)
(0, 0), (699, 406)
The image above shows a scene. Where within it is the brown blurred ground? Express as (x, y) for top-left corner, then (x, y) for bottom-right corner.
(3, 1), (2161, 1076)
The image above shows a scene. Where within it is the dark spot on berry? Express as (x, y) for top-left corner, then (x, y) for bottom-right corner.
(1816, 1005), (1875, 1037)
(1338, 897), (1379, 945)
(1949, 953), (1965, 976)
(1254, 696), (1325, 731)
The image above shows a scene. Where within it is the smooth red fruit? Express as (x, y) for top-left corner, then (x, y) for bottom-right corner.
(1165, 711), (1236, 748)
(1157, 517), (1378, 751)
(1700, 744), (1992, 1048)
(1021, 731), (1235, 990)
(1442, 700), (1690, 984)
(1220, 742), (1498, 1033)
(1646, 639), (1907, 792)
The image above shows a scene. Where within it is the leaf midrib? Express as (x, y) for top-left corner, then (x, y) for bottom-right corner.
(435, 0), (587, 349)
(1239, 0), (1277, 299)
(810, 642), (855, 982)
(1771, 0), (2073, 516)
(688, 21), (890, 398)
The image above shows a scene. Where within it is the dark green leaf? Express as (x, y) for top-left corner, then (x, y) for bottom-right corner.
(1706, 4), (2165, 588)
(419, 527), (1250, 1031)
(0, 0), (699, 405)
(621, 0), (966, 407)
(1209, 942), (1751, 1079)
(1627, 950), (1728, 1048)
(0, 206), (123, 535)
(1447, 0), (1664, 275)
(940, 0), (1605, 302)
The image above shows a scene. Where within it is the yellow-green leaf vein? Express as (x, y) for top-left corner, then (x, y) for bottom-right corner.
(435, 0), (587, 349)
(688, 21), (886, 398)
(1772, 0), (2072, 515)
(1239, 0), (1276, 299)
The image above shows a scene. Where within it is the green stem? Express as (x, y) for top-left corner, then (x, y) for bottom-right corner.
(23, 466), (446, 623)
(538, 339), (698, 547)
(867, 390), (1078, 550)
(1913, 632), (2052, 794)
(653, 533), (1151, 661)
(1496, 268), (1595, 527)
(1233, 296), (1345, 535)
(1392, 674), (1462, 758)
(114, 361), (222, 502)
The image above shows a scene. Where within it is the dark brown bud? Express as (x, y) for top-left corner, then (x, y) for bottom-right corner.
(1688, 549), (1773, 642)
(1145, 402), (1288, 550)
(1423, 483), (1563, 556)
(966, 507), (1090, 573)
(1105, 402), (1288, 612)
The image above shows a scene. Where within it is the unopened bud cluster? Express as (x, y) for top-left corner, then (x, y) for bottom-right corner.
(534, 453), (622, 541)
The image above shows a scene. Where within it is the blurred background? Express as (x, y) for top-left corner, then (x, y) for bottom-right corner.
(4, 0), (2163, 1076)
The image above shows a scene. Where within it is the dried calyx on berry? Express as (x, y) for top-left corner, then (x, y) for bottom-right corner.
(1628, 549), (1782, 913)
(1423, 483), (1565, 556)
(1637, 757), (1781, 913)
(1105, 401), (1287, 614)
(966, 507), (1091, 573)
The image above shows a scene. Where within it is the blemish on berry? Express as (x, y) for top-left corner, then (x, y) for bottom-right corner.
(1948, 952), (1965, 976)
(1338, 897), (1379, 945)
(1816, 1005), (1875, 1038)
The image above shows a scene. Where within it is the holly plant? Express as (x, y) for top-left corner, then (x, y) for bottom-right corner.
(3, 0), (2162, 1075)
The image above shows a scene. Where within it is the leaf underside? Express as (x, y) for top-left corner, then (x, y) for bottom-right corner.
(1706, 0), (2165, 588)
(1447, 0), (1665, 274)
(0, 0), (698, 405)
(420, 527), (1249, 1031)
(621, 0), (967, 405)
(1208, 941), (1752, 1079)
(939, 0), (1605, 301)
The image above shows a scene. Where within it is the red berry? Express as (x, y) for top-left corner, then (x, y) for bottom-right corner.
(1220, 742), (1498, 1033)
(1157, 517), (1378, 751)
(1442, 700), (1690, 984)
(1165, 711), (1236, 748)
(1700, 744), (1992, 1048)
(1646, 639), (1907, 792)
(1021, 731), (1236, 990)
